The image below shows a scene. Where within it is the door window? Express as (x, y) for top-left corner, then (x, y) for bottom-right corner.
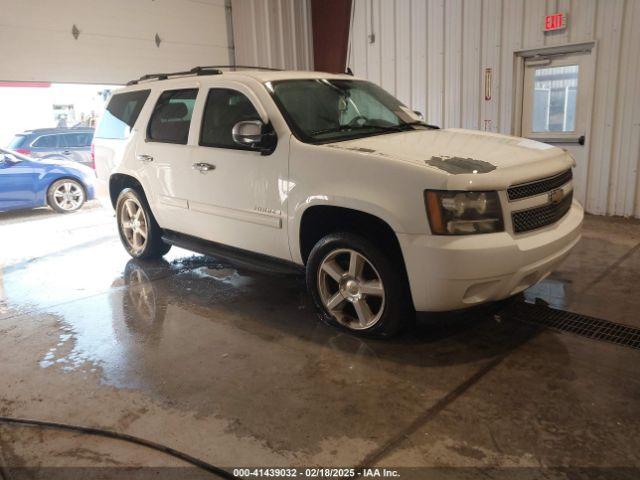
(200, 89), (261, 149)
(147, 89), (198, 144)
(32, 135), (58, 148)
(531, 65), (579, 133)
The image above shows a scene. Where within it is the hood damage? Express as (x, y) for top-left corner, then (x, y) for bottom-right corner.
(425, 156), (497, 174)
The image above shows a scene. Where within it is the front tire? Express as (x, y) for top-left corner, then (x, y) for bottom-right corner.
(116, 188), (171, 259)
(47, 179), (86, 213)
(306, 232), (413, 338)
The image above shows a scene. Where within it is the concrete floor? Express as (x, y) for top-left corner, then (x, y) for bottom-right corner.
(0, 205), (639, 478)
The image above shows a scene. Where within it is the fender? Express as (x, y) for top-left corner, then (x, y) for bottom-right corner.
(289, 194), (406, 264)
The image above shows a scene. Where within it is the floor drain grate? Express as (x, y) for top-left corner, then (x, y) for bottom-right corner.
(506, 301), (640, 351)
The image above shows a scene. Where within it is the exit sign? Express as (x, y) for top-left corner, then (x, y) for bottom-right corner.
(545, 12), (567, 31)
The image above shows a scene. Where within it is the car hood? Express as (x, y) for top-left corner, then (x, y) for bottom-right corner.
(326, 128), (574, 189)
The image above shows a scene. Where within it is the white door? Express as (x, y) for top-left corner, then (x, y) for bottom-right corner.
(134, 86), (200, 235)
(521, 50), (594, 205)
(184, 85), (291, 261)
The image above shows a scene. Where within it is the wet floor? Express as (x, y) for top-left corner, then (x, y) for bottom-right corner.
(0, 208), (639, 478)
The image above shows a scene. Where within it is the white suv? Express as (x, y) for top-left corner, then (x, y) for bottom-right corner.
(94, 66), (583, 337)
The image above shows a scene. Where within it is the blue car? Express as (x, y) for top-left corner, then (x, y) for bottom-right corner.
(0, 148), (95, 214)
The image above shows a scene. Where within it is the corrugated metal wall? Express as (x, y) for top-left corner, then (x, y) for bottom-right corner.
(348, 0), (640, 218)
(231, 0), (314, 70)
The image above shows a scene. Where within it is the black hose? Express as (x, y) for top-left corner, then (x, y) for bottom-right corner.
(0, 415), (237, 479)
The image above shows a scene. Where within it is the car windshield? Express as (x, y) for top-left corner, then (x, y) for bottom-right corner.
(267, 79), (432, 143)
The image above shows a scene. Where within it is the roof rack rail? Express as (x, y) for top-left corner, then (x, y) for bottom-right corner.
(126, 66), (223, 86)
(126, 65), (283, 86)
(196, 65), (284, 72)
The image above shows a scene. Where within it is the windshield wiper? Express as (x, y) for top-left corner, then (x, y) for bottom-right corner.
(311, 124), (384, 136)
(311, 121), (439, 137)
(406, 121), (440, 129)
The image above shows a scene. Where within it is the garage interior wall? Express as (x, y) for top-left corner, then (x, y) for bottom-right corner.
(231, 0), (313, 70)
(0, 0), (233, 85)
(348, 0), (640, 218)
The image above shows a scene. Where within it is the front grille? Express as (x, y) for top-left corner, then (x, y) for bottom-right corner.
(512, 190), (573, 233)
(508, 169), (573, 201)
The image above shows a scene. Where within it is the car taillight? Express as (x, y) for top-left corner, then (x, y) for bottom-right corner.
(15, 148), (31, 156)
(90, 143), (95, 170)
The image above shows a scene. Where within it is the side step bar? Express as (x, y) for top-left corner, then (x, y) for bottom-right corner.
(161, 230), (304, 276)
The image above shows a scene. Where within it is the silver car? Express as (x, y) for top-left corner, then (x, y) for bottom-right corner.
(8, 128), (94, 168)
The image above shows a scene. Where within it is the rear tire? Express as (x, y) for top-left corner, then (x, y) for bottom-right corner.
(306, 232), (413, 338)
(116, 188), (171, 259)
(47, 179), (86, 213)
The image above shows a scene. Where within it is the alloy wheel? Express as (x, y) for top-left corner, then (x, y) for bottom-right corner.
(120, 198), (148, 254)
(317, 248), (386, 330)
(53, 182), (84, 211)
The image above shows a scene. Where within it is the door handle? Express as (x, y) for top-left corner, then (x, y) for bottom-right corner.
(578, 135), (585, 146)
(137, 154), (154, 163)
(192, 162), (216, 173)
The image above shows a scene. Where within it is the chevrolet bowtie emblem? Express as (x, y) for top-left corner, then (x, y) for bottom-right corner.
(548, 188), (564, 205)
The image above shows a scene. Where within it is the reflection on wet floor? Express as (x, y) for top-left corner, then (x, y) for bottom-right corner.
(523, 278), (568, 309)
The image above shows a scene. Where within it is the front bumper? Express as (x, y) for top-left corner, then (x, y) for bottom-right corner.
(398, 200), (583, 312)
(87, 184), (96, 200)
(83, 178), (96, 200)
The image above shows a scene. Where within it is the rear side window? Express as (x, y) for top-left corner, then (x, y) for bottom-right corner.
(32, 135), (58, 148)
(8, 135), (27, 149)
(147, 89), (198, 145)
(61, 132), (93, 147)
(95, 90), (150, 140)
(200, 89), (261, 149)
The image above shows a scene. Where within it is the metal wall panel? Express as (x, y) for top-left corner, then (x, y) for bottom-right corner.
(609, 0), (640, 215)
(409, 0), (427, 117)
(461, 0), (482, 130)
(231, 0), (313, 70)
(348, 0), (640, 218)
(587, 0), (625, 214)
(426, 0), (445, 126)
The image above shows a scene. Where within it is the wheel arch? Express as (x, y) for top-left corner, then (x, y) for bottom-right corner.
(109, 174), (146, 208)
(298, 204), (406, 268)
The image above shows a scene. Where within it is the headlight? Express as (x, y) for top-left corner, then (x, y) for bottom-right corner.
(425, 190), (504, 235)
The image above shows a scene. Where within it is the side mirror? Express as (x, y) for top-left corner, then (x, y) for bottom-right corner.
(232, 120), (276, 154)
(232, 120), (265, 147)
